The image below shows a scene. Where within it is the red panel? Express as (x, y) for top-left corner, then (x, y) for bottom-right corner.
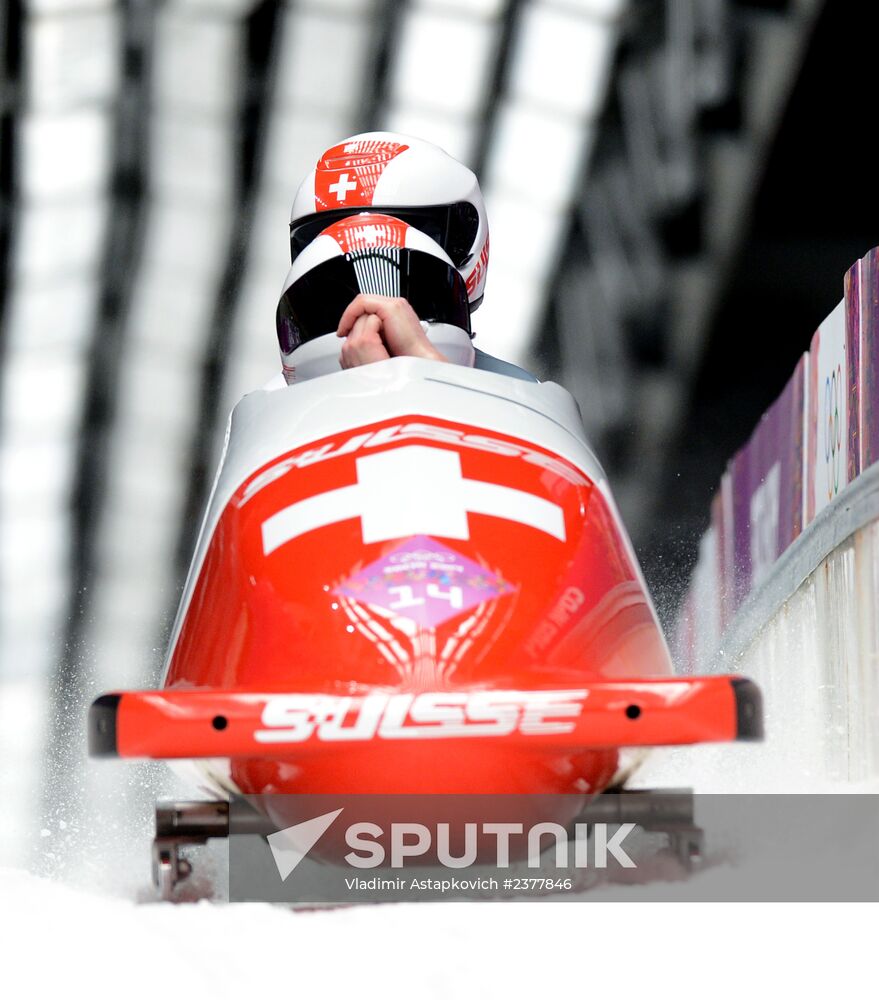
(314, 139), (408, 211)
(166, 417), (671, 698)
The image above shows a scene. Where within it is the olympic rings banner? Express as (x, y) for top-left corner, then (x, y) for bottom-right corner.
(676, 246), (878, 672)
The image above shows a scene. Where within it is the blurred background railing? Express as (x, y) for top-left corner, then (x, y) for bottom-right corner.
(670, 247), (879, 785)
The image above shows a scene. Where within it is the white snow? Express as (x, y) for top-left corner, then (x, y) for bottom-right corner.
(1, 866), (875, 1000)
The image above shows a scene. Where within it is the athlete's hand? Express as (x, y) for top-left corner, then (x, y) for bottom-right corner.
(338, 313), (391, 369)
(337, 294), (447, 365)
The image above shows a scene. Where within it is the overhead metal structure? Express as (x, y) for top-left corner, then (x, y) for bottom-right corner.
(544, 0), (824, 540)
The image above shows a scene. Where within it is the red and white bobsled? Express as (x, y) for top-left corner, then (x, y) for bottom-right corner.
(89, 356), (761, 893)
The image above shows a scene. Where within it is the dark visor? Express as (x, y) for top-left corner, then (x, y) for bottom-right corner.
(290, 203), (479, 269)
(276, 246), (472, 354)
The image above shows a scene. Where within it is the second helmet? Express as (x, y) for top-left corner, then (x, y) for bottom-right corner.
(276, 212), (473, 383)
(289, 131), (489, 311)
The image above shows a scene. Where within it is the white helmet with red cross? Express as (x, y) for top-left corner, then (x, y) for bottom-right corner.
(277, 213), (475, 383)
(289, 131), (489, 311)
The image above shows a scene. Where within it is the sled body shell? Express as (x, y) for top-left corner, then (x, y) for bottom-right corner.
(161, 359), (673, 799)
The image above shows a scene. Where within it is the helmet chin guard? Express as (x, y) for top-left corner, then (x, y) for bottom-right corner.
(289, 132), (489, 312)
(277, 213), (473, 383)
(419, 322), (476, 368)
(284, 322), (475, 384)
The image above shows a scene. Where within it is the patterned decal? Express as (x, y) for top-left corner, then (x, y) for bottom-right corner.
(254, 689), (586, 742)
(732, 358), (806, 602)
(335, 535), (515, 628)
(315, 139), (409, 212)
(824, 364), (844, 501)
(261, 444), (567, 553)
(465, 233), (489, 295)
(810, 302), (848, 519)
(321, 213), (409, 254)
(860, 248), (879, 468)
(844, 260), (861, 483)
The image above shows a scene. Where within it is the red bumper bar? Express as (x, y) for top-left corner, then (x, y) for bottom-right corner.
(89, 676), (761, 760)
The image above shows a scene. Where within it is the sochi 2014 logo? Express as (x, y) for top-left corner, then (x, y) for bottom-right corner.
(824, 364), (843, 501)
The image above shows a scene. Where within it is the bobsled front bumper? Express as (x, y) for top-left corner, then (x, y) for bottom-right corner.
(89, 675), (762, 760)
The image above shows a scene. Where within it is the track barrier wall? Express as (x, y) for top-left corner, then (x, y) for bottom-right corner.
(675, 247), (879, 782)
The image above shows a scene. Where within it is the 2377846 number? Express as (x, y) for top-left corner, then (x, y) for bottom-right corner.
(506, 878), (573, 891)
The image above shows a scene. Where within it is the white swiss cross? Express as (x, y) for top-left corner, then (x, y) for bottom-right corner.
(261, 445), (566, 554)
(328, 172), (357, 202)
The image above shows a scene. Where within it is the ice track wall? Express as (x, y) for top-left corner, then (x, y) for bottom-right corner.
(676, 247), (879, 783)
